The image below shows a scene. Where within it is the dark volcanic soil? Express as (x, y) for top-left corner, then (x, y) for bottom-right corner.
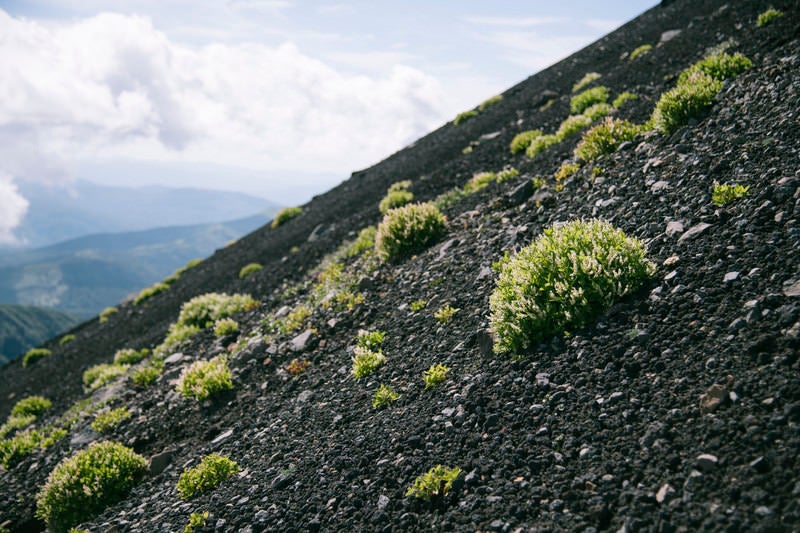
(2, 0), (800, 531)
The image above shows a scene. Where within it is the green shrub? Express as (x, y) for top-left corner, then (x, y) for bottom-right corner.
(757, 8), (783, 26)
(525, 134), (559, 158)
(496, 167), (520, 183)
(344, 226), (377, 257)
(423, 364), (449, 389)
(177, 453), (240, 499)
(712, 183), (749, 206)
(532, 176), (546, 190)
(271, 206), (302, 228)
(629, 44), (652, 60)
(410, 299), (427, 312)
(352, 347), (385, 379)
(22, 348), (51, 368)
(267, 304), (311, 336)
(489, 219), (655, 353)
(434, 305), (458, 324)
(185, 511), (209, 533)
(555, 162), (581, 182)
(379, 190), (414, 214)
(59, 334), (75, 346)
(177, 356), (233, 400)
(356, 329), (386, 351)
(388, 180), (412, 193)
(406, 465), (461, 500)
(575, 117), (641, 162)
(214, 318), (239, 337)
(572, 72), (601, 93)
(570, 86), (609, 114)
(158, 323), (201, 356)
(91, 407), (131, 433)
(612, 91), (637, 108)
(99, 306), (118, 324)
(677, 52), (752, 84)
(133, 282), (169, 305)
(131, 359), (164, 387)
(285, 358), (310, 375)
(651, 71), (722, 134)
(556, 114), (593, 139)
(510, 129), (542, 154)
(239, 263), (263, 279)
(375, 202), (446, 262)
(582, 102), (613, 121)
(113, 348), (149, 365)
(464, 172), (496, 194)
(165, 258), (203, 285)
(0, 414), (36, 439)
(36, 442), (146, 532)
(478, 94), (502, 111)
(11, 396), (52, 418)
(1, 427), (67, 468)
(372, 384), (400, 409)
(453, 109), (478, 125)
(433, 187), (469, 211)
(83, 364), (128, 392)
(178, 293), (257, 330)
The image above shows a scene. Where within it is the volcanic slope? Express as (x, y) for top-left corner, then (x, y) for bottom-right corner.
(2, 0), (800, 531)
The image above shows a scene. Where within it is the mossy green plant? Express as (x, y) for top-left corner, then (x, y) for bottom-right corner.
(99, 306), (118, 324)
(59, 334), (75, 346)
(375, 202), (446, 262)
(453, 109), (478, 125)
(496, 167), (520, 183)
(22, 348), (51, 368)
(405, 465), (461, 500)
(91, 407), (131, 433)
(239, 263), (263, 279)
(489, 219), (655, 353)
(757, 8), (783, 26)
(556, 114), (593, 139)
(582, 102), (613, 121)
(345, 226), (377, 257)
(177, 453), (240, 499)
(575, 117), (641, 162)
(612, 91), (637, 108)
(572, 72), (601, 93)
(11, 396), (52, 418)
(677, 52), (752, 85)
(570, 86), (609, 114)
(410, 299), (427, 312)
(712, 183), (749, 206)
(83, 363), (129, 392)
(271, 206), (302, 228)
(651, 71), (723, 134)
(379, 189), (414, 214)
(177, 356), (234, 401)
(0, 427), (66, 468)
(478, 94), (502, 111)
(464, 172), (496, 194)
(423, 364), (449, 389)
(372, 384), (400, 409)
(133, 281), (170, 305)
(184, 511), (209, 533)
(113, 348), (149, 365)
(629, 44), (652, 61)
(510, 129), (543, 154)
(213, 317), (239, 337)
(35, 441), (147, 533)
(555, 162), (581, 182)
(356, 329), (386, 351)
(352, 347), (385, 379)
(131, 359), (164, 387)
(434, 305), (458, 324)
(525, 134), (559, 158)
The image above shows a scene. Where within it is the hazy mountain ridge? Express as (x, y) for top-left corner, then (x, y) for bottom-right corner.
(0, 305), (80, 365)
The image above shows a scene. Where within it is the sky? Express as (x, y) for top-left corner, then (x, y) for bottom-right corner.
(0, 0), (659, 244)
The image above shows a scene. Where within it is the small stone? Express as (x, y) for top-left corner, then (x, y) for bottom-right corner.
(254, 510), (269, 523)
(357, 276), (374, 291)
(606, 392), (624, 405)
(651, 180), (669, 193)
(290, 330), (314, 352)
(163, 353), (185, 365)
(212, 429), (233, 444)
(536, 373), (550, 388)
(755, 506), (772, 516)
(656, 483), (675, 504)
(663, 254), (679, 266)
(665, 221), (684, 237)
(579, 447), (593, 459)
(271, 474), (292, 490)
(783, 279), (800, 297)
(660, 29), (682, 43)
(377, 494), (390, 511)
(749, 456), (769, 473)
(297, 390), (313, 403)
(699, 383), (729, 413)
(476, 266), (493, 281)
(506, 180), (534, 205)
(723, 271), (740, 283)
(678, 223), (712, 243)
(664, 270), (678, 281)
(274, 305), (290, 318)
(728, 318), (746, 332)
(148, 449), (175, 475)
(696, 453), (719, 472)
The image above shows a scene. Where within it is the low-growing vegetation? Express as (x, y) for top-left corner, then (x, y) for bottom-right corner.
(185, 511), (209, 533)
(83, 363), (128, 392)
(555, 162), (581, 182)
(286, 358), (310, 375)
(757, 8), (783, 26)
(525, 134), (559, 158)
(1, 427), (67, 468)
(177, 356), (234, 401)
(572, 72), (601, 93)
(131, 359), (164, 387)
(612, 91), (637, 108)
(489, 219), (655, 353)
(410, 299), (427, 312)
(22, 348), (51, 368)
(11, 396), (52, 418)
(239, 263), (263, 279)
(651, 72), (722, 134)
(434, 305), (458, 324)
(35, 441), (147, 532)
(91, 406), (131, 433)
(99, 306), (118, 324)
(214, 317), (239, 337)
(59, 334), (75, 346)
(510, 129), (542, 154)
(379, 181), (414, 214)
(375, 202), (446, 262)
(677, 52), (752, 85)
(423, 364), (449, 389)
(372, 384), (400, 409)
(478, 94), (502, 111)
(113, 348), (149, 365)
(133, 281), (169, 305)
(570, 86), (609, 114)
(352, 347), (385, 379)
(406, 465), (461, 500)
(629, 43), (652, 60)
(712, 183), (750, 206)
(271, 206), (302, 228)
(177, 453), (240, 499)
(556, 114), (593, 139)
(575, 117), (641, 162)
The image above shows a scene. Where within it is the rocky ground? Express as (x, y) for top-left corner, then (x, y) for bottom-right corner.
(2, 0), (800, 531)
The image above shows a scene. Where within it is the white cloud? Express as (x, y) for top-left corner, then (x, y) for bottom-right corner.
(0, 176), (29, 244)
(0, 8), (449, 187)
(462, 15), (566, 27)
(471, 29), (590, 73)
(584, 18), (623, 33)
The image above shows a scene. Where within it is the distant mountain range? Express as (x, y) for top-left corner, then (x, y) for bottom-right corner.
(0, 214), (273, 318)
(6, 179), (278, 249)
(0, 304), (81, 365)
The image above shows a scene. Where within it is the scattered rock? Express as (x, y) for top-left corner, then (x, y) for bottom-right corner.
(695, 453), (719, 472)
(783, 279), (800, 297)
(678, 223), (712, 243)
(723, 271), (740, 283)
(148, 449), (175, 475)
(659, 29), (682, 43)
(656, 483), (675, 504)
(290, 330), (314, 352)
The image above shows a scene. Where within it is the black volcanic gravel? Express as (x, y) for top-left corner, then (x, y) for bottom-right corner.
(2, 0), (800, 531)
